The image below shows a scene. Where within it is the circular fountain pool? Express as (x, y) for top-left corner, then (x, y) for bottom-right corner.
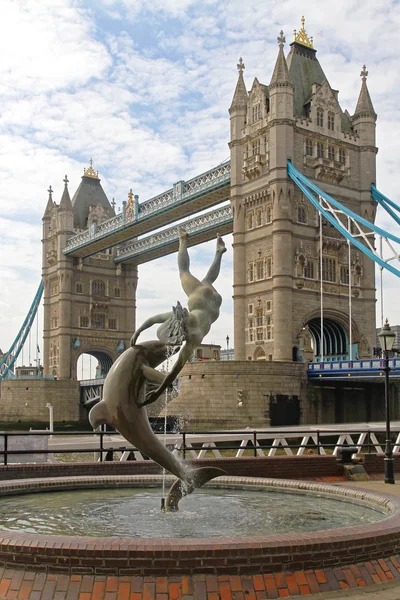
(0, 475), (398, 576)
(0, 486), (384, 538)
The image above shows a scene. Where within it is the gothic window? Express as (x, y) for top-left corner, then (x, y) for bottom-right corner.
(76, 283), (83, 294)
(305, 139), (313, 156)
(340, 266), (349, 285)
(256, 310), (263, 327)
(266, 300), (271, 311)
(266, 205), (272, 223)
(249, 318), (253, 328)
(249, 263), (254, 282)
(317, 142), (324, 158)
(266, 257), (272, 278)
(108, 318), (117, 330)
(256, 209), (262, 227)
(247, 212), (254, 229)
(249, 330), (254, 342)
(322, 257), (336, 282)
(256, 260), (264, 280)
(92, 280), (105, 296)
(252, 139), (260, 155)
(257, 330), (263, 341)
(92, 313), (105, 329)
(248, 304), (254, 315)
(298, 206), (307, 224)
(328, 112), (335, 131)
(252, 104), (261, 123)
(304, 261), (314, 279)
(328, 145), (335, 161)
(339, 148), (346, 165)
(80, 315), (89, 328)
(114, 287), (121, 298)
(317, 108), (324, 127)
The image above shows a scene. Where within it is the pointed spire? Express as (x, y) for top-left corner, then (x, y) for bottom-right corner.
(59, 175), (73, 210)
(270, 31), (293, 89)
(354, 65), (376, 120)
(43, 185), (54, 218)
(229, 57), (249, 111)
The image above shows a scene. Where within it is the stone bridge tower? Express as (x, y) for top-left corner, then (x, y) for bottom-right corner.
(42, 161), (138, 379)
(230, 19), (377, 362)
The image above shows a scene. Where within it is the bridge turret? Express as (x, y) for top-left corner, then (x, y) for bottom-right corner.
(352, 65), (377, 218)
(268, 31), (296, 361)
(229, 58), (248, 360)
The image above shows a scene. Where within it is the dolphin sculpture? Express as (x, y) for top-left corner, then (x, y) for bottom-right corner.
(89, 341), (226, 510)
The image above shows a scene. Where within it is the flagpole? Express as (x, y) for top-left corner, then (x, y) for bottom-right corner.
(319, 209), (324, 363)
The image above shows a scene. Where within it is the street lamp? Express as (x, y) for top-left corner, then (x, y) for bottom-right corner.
(378, 319), (396, 484)
(226, 335), (230, 351)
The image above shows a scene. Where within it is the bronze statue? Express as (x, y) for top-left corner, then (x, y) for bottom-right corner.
(89, 232), (227, 510)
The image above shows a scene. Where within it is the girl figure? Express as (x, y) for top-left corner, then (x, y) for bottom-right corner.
(131, 230), (226, 406)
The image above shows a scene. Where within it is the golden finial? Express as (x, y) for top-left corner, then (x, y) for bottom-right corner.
(83, 158), (99, 179)
(127, 189), (134, 204)
(293, 16), (314, 48)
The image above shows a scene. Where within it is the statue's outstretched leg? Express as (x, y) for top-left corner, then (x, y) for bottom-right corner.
(202, 234), (227, 285)
(178, 230), (202, 297)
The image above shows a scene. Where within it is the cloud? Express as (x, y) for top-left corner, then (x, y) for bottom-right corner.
(1, 0), (400, 369)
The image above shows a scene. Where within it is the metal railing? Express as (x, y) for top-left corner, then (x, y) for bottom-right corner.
(0, 426), (399, 465)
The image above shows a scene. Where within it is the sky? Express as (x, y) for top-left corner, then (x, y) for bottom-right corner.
(1, 0), (400, 374)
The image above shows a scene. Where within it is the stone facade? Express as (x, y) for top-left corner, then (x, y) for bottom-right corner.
(230, 25), (377, 364)
(164, 360), (308, 430)
(0, 379), (81, 423)
(42, 167), (138, 380)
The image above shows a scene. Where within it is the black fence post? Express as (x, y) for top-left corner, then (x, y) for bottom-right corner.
(182, 431), (186, 461)
(317, 430), (320, 455)
(253, 431), (257, 457)
(99, 430), (104, 462)
(4, 434), (8, 466)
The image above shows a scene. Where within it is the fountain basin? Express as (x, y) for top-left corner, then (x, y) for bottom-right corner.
(0, 475), (399, 576)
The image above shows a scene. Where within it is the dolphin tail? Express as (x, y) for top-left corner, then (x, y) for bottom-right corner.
(165, 467), (227, 511)
(89, 400), (113, 429)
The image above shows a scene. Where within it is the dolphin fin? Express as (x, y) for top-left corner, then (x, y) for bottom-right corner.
(165, 467), (227, 511)
(89, 401), (112, 429)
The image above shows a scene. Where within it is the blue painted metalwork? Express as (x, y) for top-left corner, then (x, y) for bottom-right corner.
(307, 318), (348, 361)
(115, 205), (232, 263)
(288, 162), (400, 278)
(308, 358), (400, 379)
(64, 161), (231, 255)
(371, 185), (400, 228)
(0, 281), (44, 380)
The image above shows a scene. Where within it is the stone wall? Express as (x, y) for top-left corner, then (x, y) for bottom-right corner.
(0, 379), (81, 424)
(164, 360), (308, 430)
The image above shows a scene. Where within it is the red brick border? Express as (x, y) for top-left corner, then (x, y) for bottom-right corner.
(0, 556), (400, 599)
(0, 476), (399, 577)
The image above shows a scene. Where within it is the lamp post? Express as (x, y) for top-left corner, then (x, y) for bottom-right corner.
(226, 335), (230, 351)
(378, 319), (396, 484)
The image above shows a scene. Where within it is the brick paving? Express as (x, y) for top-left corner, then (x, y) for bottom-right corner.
(0, 557), (398, 599)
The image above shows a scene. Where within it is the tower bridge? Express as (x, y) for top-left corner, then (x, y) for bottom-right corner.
(1, 18), (400, 428)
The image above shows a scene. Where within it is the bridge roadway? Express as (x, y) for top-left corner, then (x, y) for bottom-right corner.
(46, 421), (400, 460)
(64, 162), (230, 258)
(115, 204), (233, 264)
